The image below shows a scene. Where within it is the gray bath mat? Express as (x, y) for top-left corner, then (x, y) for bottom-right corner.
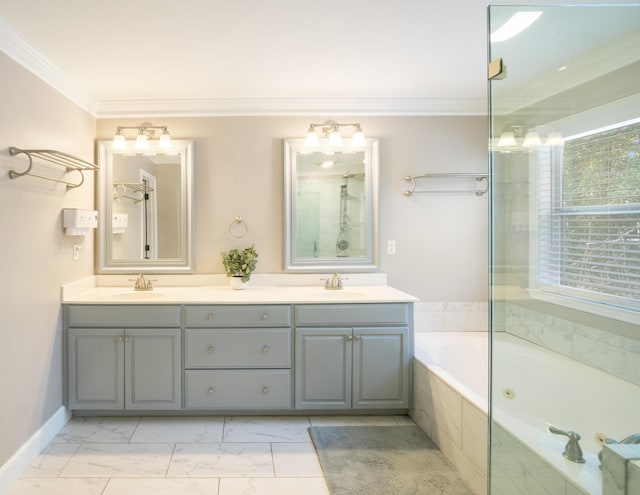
(309, 425), (473, 495)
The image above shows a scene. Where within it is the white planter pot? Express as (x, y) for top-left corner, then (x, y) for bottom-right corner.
(230, 276), (248, 290)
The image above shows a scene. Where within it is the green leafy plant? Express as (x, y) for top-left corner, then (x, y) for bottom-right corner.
(221, 245), (258, 283)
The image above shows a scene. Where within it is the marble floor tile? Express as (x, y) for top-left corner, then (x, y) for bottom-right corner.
(20, 443), (80, 477)
(168, 442), (274, 478)
(130, 416), (224, 443)
(5, 478), (108, 495)
(102, 478), (220, 495)
(52, 417), (140, 443)
(309, 414), (414, 427)
(60, 443), (174, 478)
(223, 416), (311, 443)
(272, 442), (323, 477)
(219, 477), (330, 495)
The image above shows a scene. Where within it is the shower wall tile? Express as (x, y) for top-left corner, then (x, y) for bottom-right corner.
(414, 302), (488, 332)
(504, 303), (640, 387)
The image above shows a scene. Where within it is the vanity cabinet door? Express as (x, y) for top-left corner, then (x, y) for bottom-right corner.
(67, 328), (124, 410)
(352, 327), (409, 409)
(294, 328), (352, 409)
(125, 328), (181, 410)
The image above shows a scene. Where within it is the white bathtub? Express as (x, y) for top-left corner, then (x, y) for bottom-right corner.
(413, 331), (640, 495)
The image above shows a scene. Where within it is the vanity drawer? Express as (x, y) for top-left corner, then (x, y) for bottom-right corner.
(185, 305), (291, 327)
(185, 328), (291, 368)
(295, 303), (410, 326)
(185, 370), (292, 409)
(66, 305), (181, 327)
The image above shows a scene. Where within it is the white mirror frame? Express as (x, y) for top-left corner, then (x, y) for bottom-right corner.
(284, 138), (379, 272)
(96, 139), (194, 273)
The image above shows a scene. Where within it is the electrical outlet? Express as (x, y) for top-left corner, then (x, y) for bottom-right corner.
(387, 240), (396, 255)
(73, 244), (82, 261)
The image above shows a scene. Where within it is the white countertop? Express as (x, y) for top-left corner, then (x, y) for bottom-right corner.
(62, 282), (418, 305)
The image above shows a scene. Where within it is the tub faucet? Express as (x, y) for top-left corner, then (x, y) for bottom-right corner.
(549, 426), (585, 463)
(129, 274), (154, 291)
(598, 433), (640, 465)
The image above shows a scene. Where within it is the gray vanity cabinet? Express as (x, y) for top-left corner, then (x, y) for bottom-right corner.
(183, 305), (293, 410)
(294, 303), (411, 410)
(65, 305), (181, 411)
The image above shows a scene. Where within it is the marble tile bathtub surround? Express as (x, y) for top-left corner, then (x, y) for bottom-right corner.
(7, 415), (426, 495)
(505, 303), (640, 386)
(410, 360), (488, 495)
(414, 301), (489, 333)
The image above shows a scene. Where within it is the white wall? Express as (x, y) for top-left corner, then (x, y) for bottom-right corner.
(0, 52), (96, 467)
(97, 116), (489, 303)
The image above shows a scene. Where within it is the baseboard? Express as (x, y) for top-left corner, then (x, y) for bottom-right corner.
(0, 406), (71, 494)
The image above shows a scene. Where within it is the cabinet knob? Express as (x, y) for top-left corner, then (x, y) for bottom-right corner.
(116, 336), (123, 342)
(346, 336), (353, 342)
(207, 313), (214, 320)
(208, 387), (214, 395)
(261, 313), (269, 320)
(354, 335), (361, 342)
(262, 345), (270, 353)
(207, 346), (215, 353)
(124, 336), (130, 343)
(262, 387), (269, 395)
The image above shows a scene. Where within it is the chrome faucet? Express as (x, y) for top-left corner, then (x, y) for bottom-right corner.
(598, 433), (640, 465)
(549, 426), (585, 463)
(129, 274), (154, 291)
(324, 273), (344, 290)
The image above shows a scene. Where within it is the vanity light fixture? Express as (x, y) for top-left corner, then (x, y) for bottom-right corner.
(112, 124), (172, 150)
(494, 126), (563, 152)
(304, 120), (365, 147)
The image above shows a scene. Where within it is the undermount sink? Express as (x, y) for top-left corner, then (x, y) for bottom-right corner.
(111, 291), (165, 300)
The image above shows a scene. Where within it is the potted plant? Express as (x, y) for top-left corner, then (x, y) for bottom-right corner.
(221, 245), (258, 289)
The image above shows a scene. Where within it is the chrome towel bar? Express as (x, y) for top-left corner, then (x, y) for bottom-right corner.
(404, 173), (489, 197)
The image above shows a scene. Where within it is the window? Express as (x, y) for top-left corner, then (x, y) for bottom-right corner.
(535, 119), (640, 313)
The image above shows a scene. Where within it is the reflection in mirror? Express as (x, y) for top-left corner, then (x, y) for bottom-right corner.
(284, 138), (379, 272)
(97, 140), (194, 273)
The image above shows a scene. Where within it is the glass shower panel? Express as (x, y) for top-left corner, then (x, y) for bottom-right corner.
(489, 3), (640, 495)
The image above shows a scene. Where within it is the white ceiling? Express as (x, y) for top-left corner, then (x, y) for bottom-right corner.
(0, 0), (490, 117)
(3, 1), (637, 118)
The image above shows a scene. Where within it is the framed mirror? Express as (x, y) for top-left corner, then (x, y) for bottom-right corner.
(96, 140), (194, 273)
(284, 138), (379, 272)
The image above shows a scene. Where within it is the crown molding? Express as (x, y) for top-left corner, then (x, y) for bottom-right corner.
(1, 17), (486, 118)
(95, 96), (487, 117)
(0, 17), (98, 116)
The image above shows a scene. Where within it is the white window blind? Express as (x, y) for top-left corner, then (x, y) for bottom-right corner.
(536, 120), (640, 309)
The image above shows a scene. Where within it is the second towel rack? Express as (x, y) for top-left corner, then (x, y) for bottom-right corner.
(8, 147), (98, 189)
(404, 173), (489, 197)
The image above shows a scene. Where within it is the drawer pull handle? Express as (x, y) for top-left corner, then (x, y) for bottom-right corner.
(207, 346), (215, 353)
(207, 313), (214, 320)
(261, 313), (269, 320)
(208, 387), (214, 395)
(262, 345), (270, 353)
(262, 387), (269, 394)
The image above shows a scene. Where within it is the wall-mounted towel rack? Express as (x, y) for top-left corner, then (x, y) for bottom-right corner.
(113, 181), (154, 203)
(8, 147), (98, 189)
(404, 173), (489, 197)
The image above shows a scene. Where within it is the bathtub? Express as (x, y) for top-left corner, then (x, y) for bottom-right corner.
(412, 331), (640, 495)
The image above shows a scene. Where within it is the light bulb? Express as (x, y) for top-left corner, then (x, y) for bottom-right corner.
(351, 128), (365, 146)
(328, 129), (342, 146)
(112, 133), (125, 149)
(159, 129), (172, 149)
(305, 126), (319, 146)
(497, 132), (517, 147)
(546, 132), (564, 147)
(135, 131), (149, 150)
(522, 131), (542, 148)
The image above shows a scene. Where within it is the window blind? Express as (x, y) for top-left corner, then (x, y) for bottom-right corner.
(537, 121), (640, 306)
